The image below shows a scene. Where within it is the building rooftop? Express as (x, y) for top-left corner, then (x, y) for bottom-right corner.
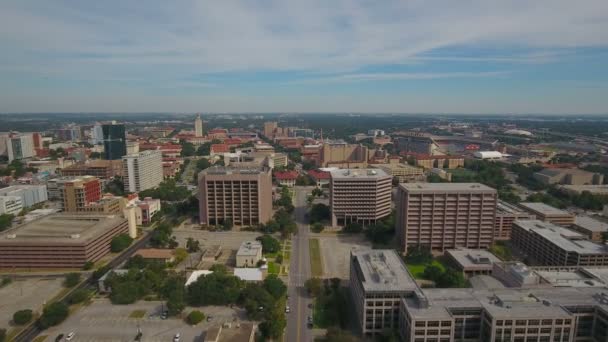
(373, 163), (423, 172)
(236, 241), (263, 257)
(0, 214), (126, 244)
(561, 184), (608, 195)
(185, 270), (213, 287)
(496, 200), (532, 215)
(351, 249), (417, 293)
(518, 202), (572, 217)
(329, 168), (390, 179)
(573, 216), (608, 232)
(399, 182), (496, 193)
(514, 220), (608, 255)
(134, 248), (175, 260)
(203, 164), (268, 176)
(234, 268), (263, 281)
(534, 268), (605, 287)
(446, 248), (501, 269)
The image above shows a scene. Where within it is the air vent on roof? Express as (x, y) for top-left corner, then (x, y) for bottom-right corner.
(6, 234), (16, 239)
(70, 234), (80, 239)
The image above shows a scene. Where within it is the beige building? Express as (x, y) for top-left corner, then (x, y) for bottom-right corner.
(445, 248), (501, 277)
(396, 183), (497, 253)
(320, 142), (369, 168)
(372, 163), (425, 183)
(60, 159), (123, 179)
(571, 216), (608, 242)
(194, 114), (204, 137)
(122, 150), (164, 193)
(518, 202), (575, 226)
(494, 200), (535, 240)
(199, 164), (273, 226)
(534, 168), (604, 185)
(263, 121), (278, 138)
(329, 169), (392, 226)
(236, 241), (263, 267)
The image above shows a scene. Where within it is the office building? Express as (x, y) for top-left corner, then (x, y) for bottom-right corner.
(0, 196), (23, 215)
(91, 123), (104, 144)
(2, 133), (35, 162)
(60, 160), (123, 179)
(0, 185), (48, 208)
(396, 183), (497, 253)
(329, 169), (392, 226)
(349, 249), (420, 337)
(494, 200), (535, 240)
(512, 220), (608, 267)
(0, 214), (129, 268)
(534, 168), (604, 186)
(122, 150), (163, 193)
(263, 122), (278, 138)
(571, 216), (608, 242)
(236, 241), (263, 267)
(320, 142), (369, 168)
(54, 127), (81, 142)
(49, 176), (102, 212)
(445, 248), (501, 277)
(518, 202), (575, 226)
(288, 128), (314, 138)
(561, 184), (608, 196)
(409, 154), (465, 169)
(102, 123), (127, 160)
(372, 163), (425, 183)
(198, 164), (273, 226)
(194, 114), (204, 137)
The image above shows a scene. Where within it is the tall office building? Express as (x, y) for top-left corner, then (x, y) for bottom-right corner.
(4, 133), (35, 162)
(51, 176), (102, 212)
(122, 150), (163, 193)
(91, 123), (104, 145)
(102, 123), (127, 160)
(396, 183), (497, 253)
(194, 114), (204, 137)
(329, 168), (392, 226)
(198, 164), (272, 226)
(263, 122), (278, 138)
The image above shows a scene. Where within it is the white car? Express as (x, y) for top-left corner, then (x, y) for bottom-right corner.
(285, 306), (290, 313)
(173, 333), (181, 342)
(65, 332), (75, 341)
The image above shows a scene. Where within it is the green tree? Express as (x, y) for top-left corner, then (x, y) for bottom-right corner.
(343, 222), (363, 233)
(186, 238), (201, 253)
(311, 222), (324, 233)
(259, 306), (286, 339)
(64, 273), (81, 287)
(263, 275), (287, 300)
(0, 214), (14, 232)
(222, 218), (233, 231)
(405, 245), (433, 264)
(305, 277), (323, 297)
(180, 140), (195, 157)
(309, 203), (330, 223)
(167, 291), (186, 316)
(13, 309), (33, 325)
(311, 188), (323, 197)
(256, 235), (281, 254)
(186, 310), (205, 325)
(110, 233), (133, 253)
(209, 264), (229, 274)
(104, 177), (125, 196)
(0, 328), (6, 342)
(83, 261), (94, 270)
(187, 272), (243, 306)
(39, 302), (69, 328)
(422, 265), (443, 282)
(68, 289), (90, 304)
(324, 327), (360, 342)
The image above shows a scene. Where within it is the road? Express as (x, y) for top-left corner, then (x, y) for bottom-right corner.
(286, 186), (314, 342)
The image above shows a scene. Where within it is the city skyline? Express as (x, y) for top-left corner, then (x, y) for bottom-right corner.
(1, 1), (608, 114)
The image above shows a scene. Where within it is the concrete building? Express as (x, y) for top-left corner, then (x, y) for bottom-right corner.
(512, 220), (608, 267)
(263, 122), (278, 138)
(273, 170), (298, 187)
(396, 183), (497, 253)
(320, 142), (369, 168)
(534, 168), (604, 186)
(122, 150), (163, 193)
(445, 248), (501, 277)
(494, 200), (536, 240)
(194, 114), (204, 137)
(372, 163), (425, 183)
(236, 241), (263, 267)
(367, 129), (385, 137)
(518, 202), (575, 226)
(0, 214), (129, 268)
(48, 176), (102, 212)
(0, 196), (23, 215)
(133, 197), (161, 225)
(349, 249), (420, 337)
(473, 151), (505, 160)
(134, 248), (175, 263)
(126, 141), (139, 155)
(91, 123), (104, 144)
(59, 159), (123, 179)
(409, 154), (465, 170)
(571, 216), (608, 242)
(394, 132), (438, 155)
(2, 133), (35, 161)
(329, 168), (392, 226)
(199, 164), (273, 226)
(0, 185), (48, 208)
(561, 184), (608, 196)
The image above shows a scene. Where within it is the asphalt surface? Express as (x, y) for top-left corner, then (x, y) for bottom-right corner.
(285, 186), (314, 342)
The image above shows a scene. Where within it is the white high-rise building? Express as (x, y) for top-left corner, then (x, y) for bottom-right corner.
(4, 133), (35, 162)
(122, 150), (163, 193)
(194, 114), (203, 137)
(91, 123), (104, 145)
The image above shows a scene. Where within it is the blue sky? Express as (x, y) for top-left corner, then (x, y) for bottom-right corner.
(1, 0), (608, 114)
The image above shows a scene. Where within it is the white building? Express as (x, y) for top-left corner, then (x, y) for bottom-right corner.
(194, 114), (204, 137)
(3, 133), (35, 161)
(122, 150), (163, 193)
(473, 151), (504, 160)
(367, 129), (385, 137)
(91, 123), (104, 145)
(236, 241), (263, 267)
(0, 185), (48, 208)
(0, 196), (23, 215)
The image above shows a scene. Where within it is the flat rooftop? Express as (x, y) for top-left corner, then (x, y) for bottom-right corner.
(514, 220), (608, 255)
(329, 168), (389, 179)
(446, 248), (501, 269)
(534, 269), (605, 287)
(518, 202), (572, 217)
(399, 182), (496, 194)
(573, 216), (608, 232)
(352, 249), (417, 293)
(561, 185), (608, 194)
(0, 214), (125, 244)
(203, 163), (267, 175)
(496, 200), (532, 215)
(237, 241), (262, 257)
(373, 163), (422, 171)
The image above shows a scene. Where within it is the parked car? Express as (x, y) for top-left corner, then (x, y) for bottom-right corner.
(65, 332), (75, 341)
(55, 334), (64, 342)
(173, 333), (181, 342)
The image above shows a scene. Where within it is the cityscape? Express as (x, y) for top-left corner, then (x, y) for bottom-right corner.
(1, 2), (608, 342)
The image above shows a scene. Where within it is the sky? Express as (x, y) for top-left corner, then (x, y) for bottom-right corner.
(1, 0), (608, 114)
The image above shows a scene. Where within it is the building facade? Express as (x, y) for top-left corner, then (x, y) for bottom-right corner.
(194, 114), (204, 137)
(0, 196), (23, 215)
(236, 241), (263, 267)
(0, 185), (48, 208)
(320, 142), (369, 168)
(198, 164), (273, 226)
(122, 150), (164, 193)
(4, 133), (35, 161)
(329, 169), (392, 226)
(518, 202), (575, 226)
(50, 176), (102, 212)
(372, 163), (425, 183)
(571, 216), (608, 242)
(396, 183), (497, 253)
(102, 123), (127, 160)
(494, 200), (536, 240)
(59, 160), (123, 179)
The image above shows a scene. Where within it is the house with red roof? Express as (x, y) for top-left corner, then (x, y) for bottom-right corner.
(210, 143), (230, 155)
(307, 170), (330, 188)
(274, 170), (299, 187)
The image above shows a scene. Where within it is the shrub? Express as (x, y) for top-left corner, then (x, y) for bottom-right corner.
(13, 309), (33, 325)
(83, 261), (94, 270)
(68, 289), (90, 304)
(64, 273), (81, 287)
(39, 302), (69, 328)
(310, 222), (324, 233)
(110, 233), (133, 253)
(186, 310), (205, 325)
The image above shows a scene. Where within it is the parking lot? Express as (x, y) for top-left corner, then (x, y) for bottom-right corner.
(0, 277), (65, 332)
(316, 234), (371, 279)
(42, 298), (249, 342)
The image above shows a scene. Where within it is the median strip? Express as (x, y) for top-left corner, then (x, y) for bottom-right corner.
(309, 238), (323, 277)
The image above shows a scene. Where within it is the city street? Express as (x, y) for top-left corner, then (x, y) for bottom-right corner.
(285, 186), (314, 342)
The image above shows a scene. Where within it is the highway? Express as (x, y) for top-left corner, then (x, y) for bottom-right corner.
(285, 186), (314, 342)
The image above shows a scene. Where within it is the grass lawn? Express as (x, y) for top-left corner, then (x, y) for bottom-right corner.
(283, 251), (291, 261)
(268, 261), (280, 274)
(490, 242), (513, 261)
(309, 238), (323, 277)
(406, 260), (445, 279)
(129, 309), (147, 318)
(313, 297), (330, 328)
(264, 252), (278, 259)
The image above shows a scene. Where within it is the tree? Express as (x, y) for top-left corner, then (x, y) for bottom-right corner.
(150, 223), (174, 248)
(0, 214), (14, 232)
(186, 238), (201, 253)
(64, 273), (81, 287)
(67, 289), (90, 304)
(305, 277), (323, 297)
(311, 188), (323, 197)
(259, 307), (286, 339)
(13, 309), (33, 325)
(422, 265), (443, 282)
(187, 272), (243, 306)
(39, 302), (69, 328)
(309, 203), (330, 224)
(324, 327), (361, 342)
(110, 233), (133, 253)
(222, 218), (233, 231)
(0, 328), (5, 342)
(83, 261), (94, 270)
(263, 275), (287, 300)
(209, 264), (229, 274)
(256, 235), (281, 254)
(186, 310), (205, 325)
(174, 248), (188, 264)
(296, 175), (312, 186)
(104, 177), (125, 196)
(405, 245), (433, 264)
(311, 222), (324, 233)
(180, 140), (195, 157)
(167, 291), (186, 316)
(343, 222), (363, 233)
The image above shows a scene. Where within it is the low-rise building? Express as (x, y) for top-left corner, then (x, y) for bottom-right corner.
(571, 216), (608, 242)
(533, 168), (604, 186)
(236, 241), (263, 267)
(307, 170), (330, 188)
(518, 202), (575, 226)
(371, 163), (425, 183)
(561, 184), (608, 196)
(0, 184), (48, 208)
(445, 248), (501, 277)
(494, 200), (535, 240)
(59, 159), (123, 179)
(273, 170), (298, 187)
(134, 249), (175, 263)
(0, 196), (22, 215)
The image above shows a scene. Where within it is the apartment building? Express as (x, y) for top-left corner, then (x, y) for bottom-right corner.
(494, 200), (536, 240)
(198, 164), (273, 226)
(0, 196), (23, 215)
(396, 183), (497, 253)
(329, 169), (392, 226)
(350, 249), (421, 337)
(518, 202), (575, 226)
(512, 220), (608, 267)
(59, 159), (123, 179)
(372, 163), (425, 183)
(122, 150), (164, 193)
(4, 133), (36, 162)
